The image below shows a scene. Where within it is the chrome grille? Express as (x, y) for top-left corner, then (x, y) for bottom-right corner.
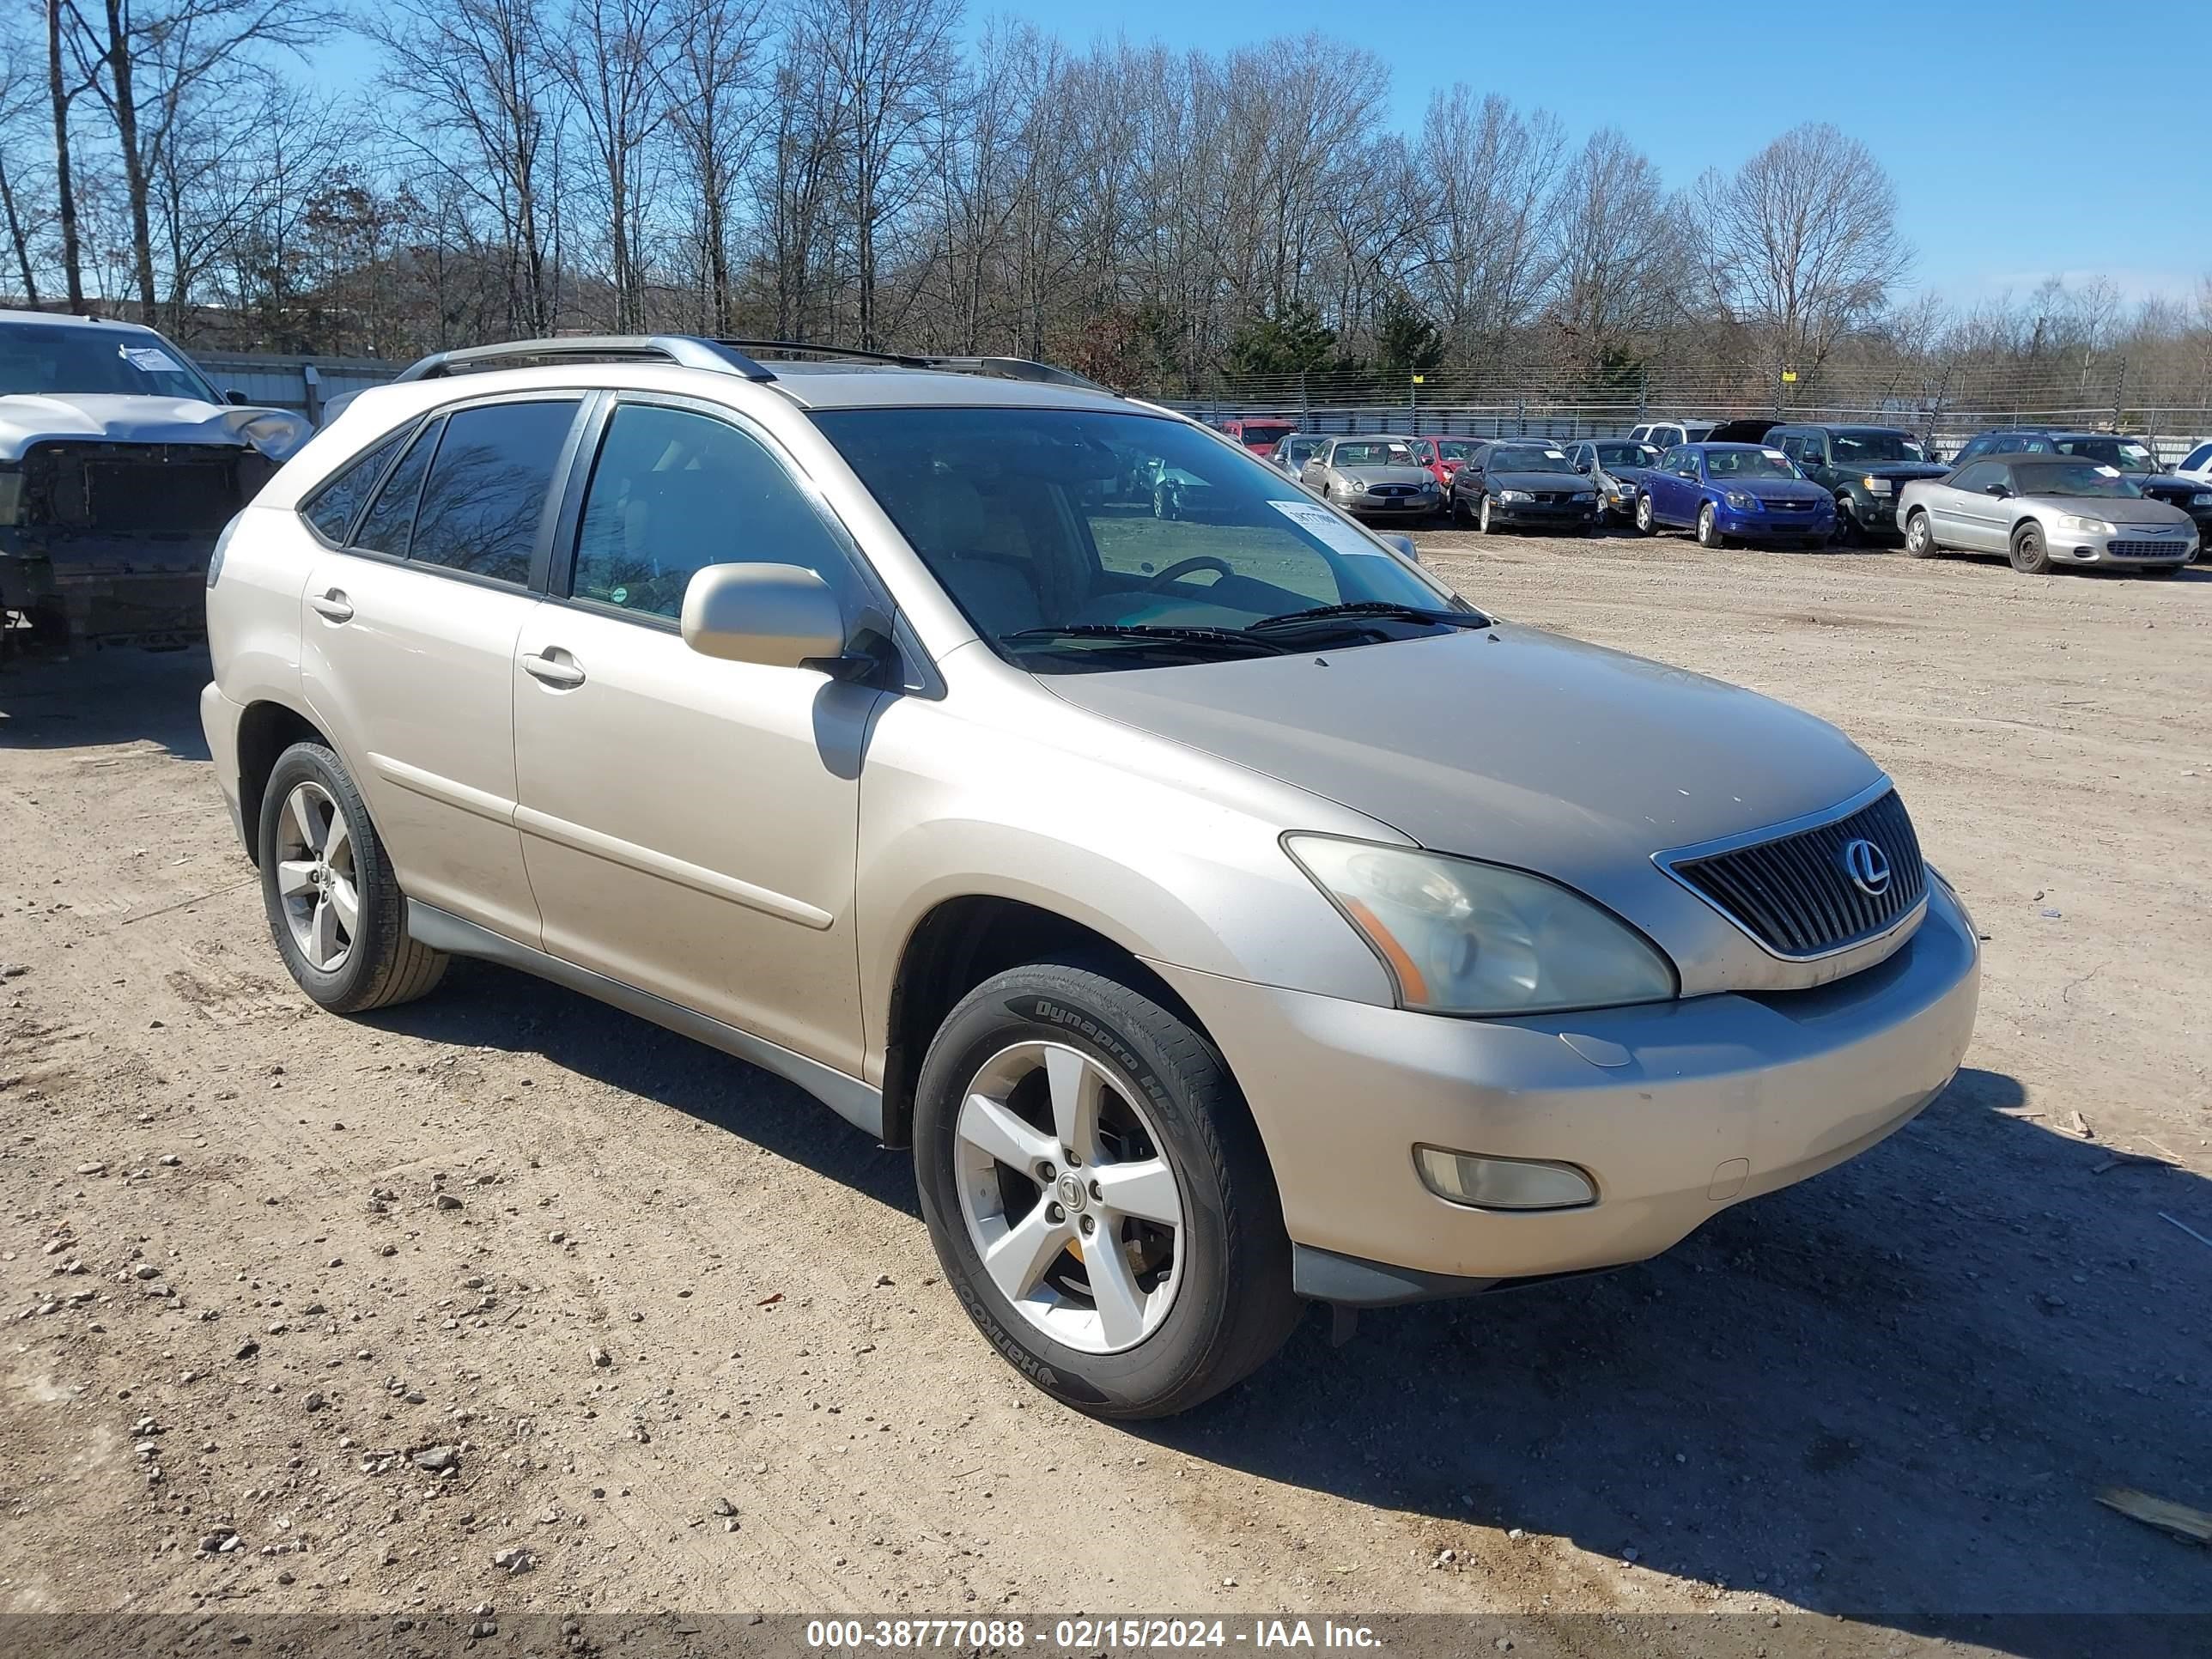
(1665, 789), (1926, 959)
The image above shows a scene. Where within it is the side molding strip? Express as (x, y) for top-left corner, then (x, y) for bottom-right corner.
(405, 901), (884, 1140)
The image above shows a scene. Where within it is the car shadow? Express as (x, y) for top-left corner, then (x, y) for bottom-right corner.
(361, 957), (921, 1220)
(1137, 1066), (2212, 1648)
(0, 641), (214, 759)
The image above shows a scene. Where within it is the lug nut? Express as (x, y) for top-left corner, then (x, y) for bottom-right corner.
(1045, 1203), (1064, 1224)
(1036, 1162), (1056, 1183)
(1079, 1215), (1096, 1237)
(1089, 1180), (1103, 1203)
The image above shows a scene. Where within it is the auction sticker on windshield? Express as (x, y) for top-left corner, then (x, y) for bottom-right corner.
(1268, 497), (1397, 559)
(120, 346), (185, 374)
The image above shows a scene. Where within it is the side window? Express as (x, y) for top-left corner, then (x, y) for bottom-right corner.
(2184, 442), (2212, 471)
(409, 399), (581, 586)
(1656, 445), (1685, 473)
(1952, 436), (1988, 464)
(352, 416), (443, 559)
(1952, 463), (1997, 493)
(303, 426), (410, 544)
(570, 402), (857, 621)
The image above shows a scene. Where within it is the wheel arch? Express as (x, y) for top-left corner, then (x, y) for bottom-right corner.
(878, 894), (1218, 1151)
(234, 699), (336, 866)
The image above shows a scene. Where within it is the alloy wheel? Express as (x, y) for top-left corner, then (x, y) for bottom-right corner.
(951, 1040), (1187, 1355)
(1635, 494), (1653, 533)
(273, 781), (358, 973)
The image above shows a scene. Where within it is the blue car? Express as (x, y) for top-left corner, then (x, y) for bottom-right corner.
(1632, 441), (1837, 549)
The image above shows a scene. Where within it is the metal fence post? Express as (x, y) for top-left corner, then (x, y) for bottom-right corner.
(1516, 397), (1526, 437)
(302, 363), (323, 425)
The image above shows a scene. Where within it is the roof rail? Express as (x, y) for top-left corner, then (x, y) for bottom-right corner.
(720, 337), (1110, 393)
(391, 335), (777, 385)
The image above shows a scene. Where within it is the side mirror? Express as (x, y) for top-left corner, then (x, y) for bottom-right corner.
(681, 562), (847, 671)
(1982, 483), (2011, 499)
(1383, 533), (1419, 565)
(224, 388), (250, 405)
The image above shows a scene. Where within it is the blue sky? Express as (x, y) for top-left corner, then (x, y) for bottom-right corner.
(974, 0), (2208, 306)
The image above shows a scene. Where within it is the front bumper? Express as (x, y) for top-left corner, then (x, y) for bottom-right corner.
(1490, 499), (1600, 528)
(0, 528), (215, 640)
(1714, 504), (1832, 544)
(2051, 532), (2195, 567)
(1154, 879), (1980, 1291)
(1339, 494), (1441, 518)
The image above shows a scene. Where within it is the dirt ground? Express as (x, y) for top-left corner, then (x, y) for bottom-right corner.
(2, 528), (2208, 1656)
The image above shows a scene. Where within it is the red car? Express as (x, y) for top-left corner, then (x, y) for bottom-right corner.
(1216, 417), (1297, 454)
(1407, 436), (1477, 488)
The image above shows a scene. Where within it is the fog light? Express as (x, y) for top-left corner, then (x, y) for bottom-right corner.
(1414, 1146), (1596, 1211)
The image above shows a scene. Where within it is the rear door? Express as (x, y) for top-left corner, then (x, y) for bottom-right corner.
(299, 394), (587, 945)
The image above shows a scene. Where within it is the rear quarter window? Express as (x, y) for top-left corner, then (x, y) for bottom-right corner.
(301, 427), (410, 544)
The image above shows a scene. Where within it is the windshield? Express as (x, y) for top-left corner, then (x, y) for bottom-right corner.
(1488, 445), (1577, 474)
(1434, 440), (1474, 461)
(1233, 422), (1293, 447)
(1703, 448), (1802, 480)
(1832, 430), (1928, 465)
(2014, 461), (2146, 499)
(0, 320), (220, 401)
(1332, 441), (1417, 468)
(1593, 442), (1656, 467)
(2049, 435), (2157, 474)
(816, 407), (1466, 669)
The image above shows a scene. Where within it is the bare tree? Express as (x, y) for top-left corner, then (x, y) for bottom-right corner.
(1690, 122), (1911, 380)
(552, 0), (678, 331)
(1403, 87), (1567, 356)
(660, 0), (770, 333)
(798, 0), (959, 348)
(1545, 127), (1679, 367)
(0, 14), (49, 305)
(46, 0), (86, 308)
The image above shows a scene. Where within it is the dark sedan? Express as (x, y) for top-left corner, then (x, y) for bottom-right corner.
(1449, 441), (1601, 533)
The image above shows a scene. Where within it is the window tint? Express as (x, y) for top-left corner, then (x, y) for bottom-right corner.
(352, 417), (442, 558)
(409, 400), (580, 585)
(304, 427), (409, 544)
(571, 403), (854, 619)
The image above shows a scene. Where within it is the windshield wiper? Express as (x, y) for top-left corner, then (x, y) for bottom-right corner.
(1001, 623), (1289, 657)
(1244, 601), (1492, 634)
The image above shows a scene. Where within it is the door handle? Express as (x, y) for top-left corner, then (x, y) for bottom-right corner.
(309, 590), (353, 623)
(521, 650), (586, 690)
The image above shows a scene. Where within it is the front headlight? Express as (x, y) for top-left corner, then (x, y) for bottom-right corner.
(2057, 513), (2115, 535)
(1285, 836), (1678, 1016)
(1497, 489), (1533, 503)
(1861, 476), (1893, 495)
(2191, 493), (2212, 507)
(1723, 489), (1757, 510)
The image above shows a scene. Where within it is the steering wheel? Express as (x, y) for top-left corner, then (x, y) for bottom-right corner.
(1148, 556), (1233, 590)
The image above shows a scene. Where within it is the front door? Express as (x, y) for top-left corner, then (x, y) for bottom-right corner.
(1946, 462), (2012, 551)
(300, 396), (586, 944)
(511, 396), (887, 1076)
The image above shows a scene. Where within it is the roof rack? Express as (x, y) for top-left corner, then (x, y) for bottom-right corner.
(387, 334), (1112, 396)
(392, 335), (778, 385)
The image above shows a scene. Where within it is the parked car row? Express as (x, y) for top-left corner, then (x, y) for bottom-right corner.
(1231, 412), (2209, 575)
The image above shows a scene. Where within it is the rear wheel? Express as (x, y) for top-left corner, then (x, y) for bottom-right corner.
(1904, 508), (1940, 558)
(913, 957), (1301, 1419)
(258, 742), (447, 1013)
(2009, 522), (2052, 575)
(1632, 493), (1655, 536)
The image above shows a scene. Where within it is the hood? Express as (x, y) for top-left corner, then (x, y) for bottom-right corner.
(1853, 462), (1948, 484)
(2025, 492), (2197, 528)
(1043, 624), (1886, 988)
(1729, 479), (1828, 505)
(0, 393), (311, 463)
(1335, 465), (1433, 489)
(2136, 475), (2211, 503)
(1492, 470), (1592, 493)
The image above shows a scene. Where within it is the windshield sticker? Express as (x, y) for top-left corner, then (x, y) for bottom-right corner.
(2094, 465), (2120, 477)
(120, 345), (184, 374)
(1543, 448), (1566, 459)
(1268, 497), (1395, 558)
(2120, 443), (2150, 456)
(1763, 448), (1787, 460)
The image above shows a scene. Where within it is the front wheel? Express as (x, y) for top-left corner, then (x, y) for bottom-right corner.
(258, 742), (447, 1013)
(913, 957), (1301, 1419)
(1632, 493), (1655, 536)
(1904, 508), (1940, 558)
(2010, 522), (2052, 574)
(1696, 502), (1725, 549)
(1831, 502), (1859, 546)
(1477, 495), (1494, 534)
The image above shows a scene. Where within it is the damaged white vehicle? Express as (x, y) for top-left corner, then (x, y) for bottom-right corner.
(0, 309), (310, 648)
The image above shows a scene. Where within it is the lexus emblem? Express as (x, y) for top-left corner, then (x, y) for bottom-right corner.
(1842, 838), (1893, 898)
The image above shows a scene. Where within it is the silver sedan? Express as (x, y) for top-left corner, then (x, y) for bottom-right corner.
(1299, 434), (1443, 520)
(1899, 456), (2197, 576)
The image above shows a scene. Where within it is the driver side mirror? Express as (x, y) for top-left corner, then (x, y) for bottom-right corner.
(224, 388), (250, 405)
(1982, 483), (2011, 499)
(682, 562), (848, 671)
